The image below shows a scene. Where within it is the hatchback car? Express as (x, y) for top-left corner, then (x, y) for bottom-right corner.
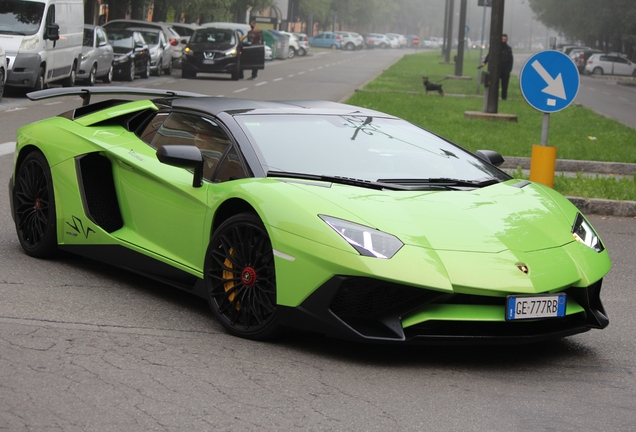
(163, 22), (199, 68)
(585, 53), (636, 76)
(293, 32), (310, 56)
(335, 31), (364, 50)
(181, 27), (264, 80)
(569, 49), (603, 73)
(105, 28), (151, 81)
(78, 25), (114, 85)
(103, 20), (180, 68)
(365, 33), (390, 49)
(309, 32), (341, 49)
(129, 27), (173, 75)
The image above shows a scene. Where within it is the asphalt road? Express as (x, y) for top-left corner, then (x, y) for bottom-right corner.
(1, 48), (635, 430)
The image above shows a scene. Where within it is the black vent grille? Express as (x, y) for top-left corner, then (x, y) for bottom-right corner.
(78, 153), (124, 233)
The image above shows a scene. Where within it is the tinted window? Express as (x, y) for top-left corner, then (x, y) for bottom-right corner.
(192, 29), (235, 44)
(83, 27), (94, 47)
(151, 112), (240, 182)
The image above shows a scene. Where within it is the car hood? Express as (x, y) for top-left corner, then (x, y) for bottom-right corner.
(274, 179), (577, 254)
(187, 42), (235, 51)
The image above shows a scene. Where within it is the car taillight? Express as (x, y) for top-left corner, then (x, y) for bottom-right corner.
(169, 38), (178, 46)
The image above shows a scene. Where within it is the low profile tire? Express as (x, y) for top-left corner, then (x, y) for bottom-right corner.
(141, 59), (150, 79)
(87, 64), (97, 86)
(13, 151), (58, 258)
(102, 65), (113, 83)
(593, 67), (603, 76)
(126, 61), (135, 81)
(205, 213), (281, 340)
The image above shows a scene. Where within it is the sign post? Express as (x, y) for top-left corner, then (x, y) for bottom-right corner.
(520, 50), (580, 187)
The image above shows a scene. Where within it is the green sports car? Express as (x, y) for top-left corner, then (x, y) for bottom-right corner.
(8, 87), (611, 343)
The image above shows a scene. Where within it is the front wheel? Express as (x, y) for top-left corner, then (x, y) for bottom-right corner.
(298, 47), (306, 56)
(33, 67), (45, 91)
(13, 151), (58, 258)
(288, 47), (296, 59)
(0, 68), (4, 101)
(126, 61), (135, 81)
(205, 213), (281, 340)
(87, 64), (97, 86)
(593, 67), (604, 75)
(62, 62), (76, 87)
(330, 44), (338, 49)
(102, 64), (113, 83)
(345, 42), (354, 51)
(140, 59), (150, 79)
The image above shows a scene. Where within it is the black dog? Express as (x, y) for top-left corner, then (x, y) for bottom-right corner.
(423, 77), (444, 96)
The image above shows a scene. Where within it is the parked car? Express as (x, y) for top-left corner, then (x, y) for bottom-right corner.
(293, 32), (310, 56)
(584, 53), (636, 76)
(278, 31), (301, 58)
(164, 22), (200, 68)
(181, 27), (264, 80)
(14, 85), (612, 343)
(334, 31), (364, 50)
(78, 24), (114, 85)
(569, 49), (603, 73)
(129, 27), (173, 75)
(387, 33), (407, 48)
(365, 33), (390, 49)
(0, 45), (5, 101)
(386, 34), (401, 48)
(105, 28), (151, 81)
(264, 44), (273, 61)
(562, 45), (589, 56)
(309, 32), (341, 49)
(103, 20), (180, 68)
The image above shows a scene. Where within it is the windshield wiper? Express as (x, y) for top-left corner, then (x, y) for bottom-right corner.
(267, 171), (440, 191)
(376, 177), (500, 188)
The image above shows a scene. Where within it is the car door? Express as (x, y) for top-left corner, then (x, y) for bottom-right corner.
(111, 110), (248, 271)
(95, 27), (113, 76)
(241, 30), (265, 71)
(312, 33), (325, 47)
(613, 56), (631, 75)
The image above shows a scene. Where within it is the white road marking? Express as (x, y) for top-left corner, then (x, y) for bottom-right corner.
(273, 78), (283, 82)
(6, 107), (26, 112)
(287, 74), (295, 77)
(255, 81), (267, 86)
(44, 102), (62, 105)
(233, 88), (248, 93)
(0, 142), (16, 157)
(298, 71), (305, 75)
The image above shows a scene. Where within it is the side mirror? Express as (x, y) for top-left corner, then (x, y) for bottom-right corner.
(156, 145), (204, 187)
(475, 150), (505, 167)
(45, 23), (60, 41)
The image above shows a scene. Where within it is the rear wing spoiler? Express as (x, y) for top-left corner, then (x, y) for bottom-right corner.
(27, 87), (206, 106)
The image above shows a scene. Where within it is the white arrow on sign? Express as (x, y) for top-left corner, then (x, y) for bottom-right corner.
(531, 60), (567, 99)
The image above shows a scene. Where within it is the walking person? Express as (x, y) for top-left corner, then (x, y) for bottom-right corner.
(480, 34), (514, 100)
(246, 20), (263, 80)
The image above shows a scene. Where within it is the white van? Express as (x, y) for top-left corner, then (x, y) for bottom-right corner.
(0, 0), (83, 90)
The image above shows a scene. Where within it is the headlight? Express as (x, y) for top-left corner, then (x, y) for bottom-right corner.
(572, 213), (604, 252)
(320, 215), (403, 259)
(224, 48), (237, 58)
(113, 54), (129, 64)
(184, 47), (193, 56)
(20, 35), (39, 51)
(80, 51), (92, 62)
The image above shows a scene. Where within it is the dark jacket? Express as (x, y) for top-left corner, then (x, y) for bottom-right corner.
(484, 42), (514, 74)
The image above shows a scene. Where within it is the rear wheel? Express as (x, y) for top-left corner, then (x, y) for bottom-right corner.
(330, 44), (338, 49)
(13, 151), (58, 258)
(62, 62), (76, 87)
(298, 47), (306, 56)
(288, 47), (296, 59)
(0, 68), (4, 101)
(87, 64), (97, 86)
(205, 213), (280, 340)
(102, 64), (113, 83)
(141, 59), (150, 79)
(126, 61), (135, 81)
(592, 67), (604, 75)
(153, 60), (161, 76)
(163, 59), (172, 75)
(345, 42), (354, 51)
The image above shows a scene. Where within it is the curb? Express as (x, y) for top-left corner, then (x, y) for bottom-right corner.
(502, 157), (636, 217)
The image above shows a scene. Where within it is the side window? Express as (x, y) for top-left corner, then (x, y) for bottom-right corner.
(600, 55), (609, 62)
(150, 112), (244, 182)
(139, 112), (169, 144)
(96, 28), (106, 46)
(326, 34), (333, 40)
(216, 146), (248, 183)
(45, 5), (55, 25)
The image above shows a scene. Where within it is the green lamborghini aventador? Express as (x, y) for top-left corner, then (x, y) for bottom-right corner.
(8, 87), (611, 343)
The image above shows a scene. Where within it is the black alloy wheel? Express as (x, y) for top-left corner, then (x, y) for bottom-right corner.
(13, 151), (58, 258)
(205, 213), (280, 340)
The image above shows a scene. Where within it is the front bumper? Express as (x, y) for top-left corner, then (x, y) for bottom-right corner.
(277, 276), (609, 345)
(181, 55), (237, 74)
(6, 53), (41, 88)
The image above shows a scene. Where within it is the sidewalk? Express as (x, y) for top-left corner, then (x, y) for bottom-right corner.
(501, 157), (636, 217)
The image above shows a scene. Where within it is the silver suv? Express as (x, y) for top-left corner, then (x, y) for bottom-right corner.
(335, 31), (364, 50)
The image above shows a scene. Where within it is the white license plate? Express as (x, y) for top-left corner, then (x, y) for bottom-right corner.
(506, 294), (566, 321)
(202, 59), (215, 64)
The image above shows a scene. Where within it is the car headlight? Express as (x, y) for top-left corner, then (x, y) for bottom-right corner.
(320, 215), (403, 259)
(184, 47), (193, 56)
(113, 54), (130, 64)
(224, 48), (237, 58)
(20, 35), (39, 51)
(572, 213), (604, 252)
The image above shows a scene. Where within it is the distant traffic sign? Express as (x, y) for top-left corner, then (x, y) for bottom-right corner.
(412, 37), (420, 46)
(520, 50), (580, 113)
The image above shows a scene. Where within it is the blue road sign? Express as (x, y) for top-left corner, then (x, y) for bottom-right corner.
(520, 50), (580, 113)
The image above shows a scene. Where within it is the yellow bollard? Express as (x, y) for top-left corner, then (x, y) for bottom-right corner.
(529, 144), (557, 188)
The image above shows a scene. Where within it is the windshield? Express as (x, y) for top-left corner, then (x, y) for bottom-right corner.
(236, 115), (510, 184)
(107, 30), (134, 49)
(192, 29), (235, 44)
(138, 30), (158, 45)
(0, 0), (45, 35)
